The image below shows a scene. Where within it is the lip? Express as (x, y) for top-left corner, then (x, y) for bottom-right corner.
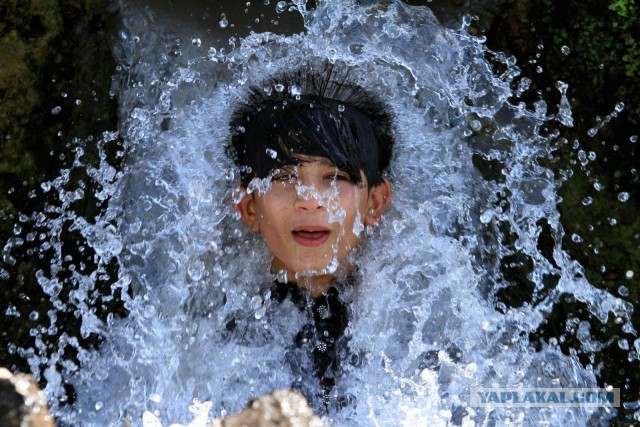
(291, 226), (331, 247)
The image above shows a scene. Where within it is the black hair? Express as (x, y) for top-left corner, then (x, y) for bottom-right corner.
(228, 62), (394, 188)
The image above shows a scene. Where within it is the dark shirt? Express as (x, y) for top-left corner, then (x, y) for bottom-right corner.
(271, 281), (349, 406)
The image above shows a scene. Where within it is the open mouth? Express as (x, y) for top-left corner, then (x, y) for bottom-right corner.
(292, 226), (331, 247)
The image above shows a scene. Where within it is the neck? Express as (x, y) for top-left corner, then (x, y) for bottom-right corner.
(296, 274), (336, 298)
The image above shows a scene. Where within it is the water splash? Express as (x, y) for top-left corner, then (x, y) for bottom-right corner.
(3, 0), (635, 425)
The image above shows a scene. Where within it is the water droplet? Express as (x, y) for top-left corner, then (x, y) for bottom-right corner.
(618, 339), (629, 350)
(289, 85), (301, 96)
(29, 311), (39, 321)
(609, 218), (617, 226)
(142, 411), (163, 427)
(577, 150), (587, 165)
(534, 100), (547, 116)
(626, 270), (634, 279)
(614, 102), (625, 113)
(187, 259), (205, 281)
(470, 120), (482, 131)
(75, 99), (82, 105)
(219, 15), (229, 28)
(274, 83), (284, 92)
(630, 135), (637, 143)
(464, 362), (478, 376)
(581, 197), (593, 206)
(516, 78), (531, 97)
(254, 306), (266, 320)
(276, 270), (288, 283)
(51, 106), (62, 115)
(535, 66), (543, 73)
(337, 104), (345, 112)
(250, 295), (262, 310)
(617, 192), (630, 202)
(276, 1), (287, 13)
(392, 220), (405, 233)
(561, 45), (570, 55)
(479, 210), (493, 224)
(593, 181), (603, 191)
(265, 148), (277, 159)
(95, 401), (103, 411)
(571, 233), (583, 243)
(349, 43), (364, 55)
(618, 286), (629, 297)
(191, 38), (202, 47)
(587, 128), (598, 137)
(352, 219), (364, 236)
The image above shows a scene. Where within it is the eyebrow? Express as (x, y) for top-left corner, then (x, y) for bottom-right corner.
(270, 161), (338, 173)
(289, 153), (333, 165)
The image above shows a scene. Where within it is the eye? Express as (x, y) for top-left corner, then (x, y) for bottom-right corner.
(271, 169), (297, 182)
(325, 171), (352, 182)
(272, 174), (293, 182)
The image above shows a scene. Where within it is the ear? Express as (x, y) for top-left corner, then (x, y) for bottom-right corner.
(364, 179), (392, 226)
(233, 187), (260, 233)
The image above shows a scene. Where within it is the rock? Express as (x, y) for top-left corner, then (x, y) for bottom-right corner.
(212, 390), (326, 427)
(0, 367), (54, 427)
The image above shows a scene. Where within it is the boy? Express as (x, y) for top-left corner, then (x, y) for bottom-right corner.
(229, 63), (394, 298)
(227, 62), (395, 408)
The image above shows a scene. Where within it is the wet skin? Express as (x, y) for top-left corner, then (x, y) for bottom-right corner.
(235, 156), (391, 297)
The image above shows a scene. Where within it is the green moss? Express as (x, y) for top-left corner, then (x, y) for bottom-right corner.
(0, 0), (63, 184)
(608, 0), (640, 83)
(609, 0), (638, 22)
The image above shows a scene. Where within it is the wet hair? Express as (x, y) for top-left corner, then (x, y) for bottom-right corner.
(228, 62), (394, 188)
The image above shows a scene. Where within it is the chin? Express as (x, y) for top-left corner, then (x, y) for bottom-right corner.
(296, 265), (330, 275)
(290, 260), (330, 275)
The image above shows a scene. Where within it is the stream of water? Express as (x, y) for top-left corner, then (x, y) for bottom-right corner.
(3, 0), (636, 425)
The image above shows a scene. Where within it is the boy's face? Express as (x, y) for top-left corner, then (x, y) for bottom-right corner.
(235, 156), (391, 292)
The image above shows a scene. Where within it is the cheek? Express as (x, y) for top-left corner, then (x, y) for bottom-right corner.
(255, 197), (288, 241)
(347, 189), (369, 223)
(256, 193), (287, 221)
(336, 194), (367, 243)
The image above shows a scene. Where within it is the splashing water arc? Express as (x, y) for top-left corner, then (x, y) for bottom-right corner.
(18, 0), (634, 425)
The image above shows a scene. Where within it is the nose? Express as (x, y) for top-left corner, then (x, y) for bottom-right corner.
(293, 182), (324, 211)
